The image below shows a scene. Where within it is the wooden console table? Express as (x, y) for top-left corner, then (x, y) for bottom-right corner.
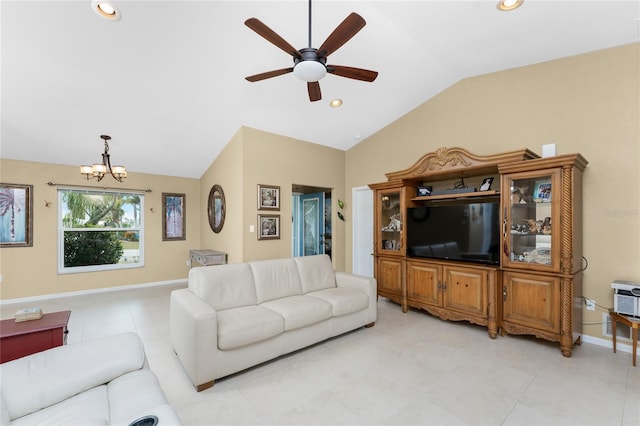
(609, 310), (639, 367)
(0, 310), (71, 363)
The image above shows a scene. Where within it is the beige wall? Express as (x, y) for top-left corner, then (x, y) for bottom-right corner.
(199, 128), (244, 264)
(346, 43), (640, 341)
(197, 126), (346, 268)
(240, 127), (346, 270)
(0, 159), (200, 300)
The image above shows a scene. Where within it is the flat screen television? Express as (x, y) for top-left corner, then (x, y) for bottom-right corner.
(406, 199), (500, 265)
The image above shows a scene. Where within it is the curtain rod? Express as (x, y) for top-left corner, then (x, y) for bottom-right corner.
(47, 181), (152, 193)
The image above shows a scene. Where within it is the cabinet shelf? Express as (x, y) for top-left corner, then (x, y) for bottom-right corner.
(412, 190), (499, 202)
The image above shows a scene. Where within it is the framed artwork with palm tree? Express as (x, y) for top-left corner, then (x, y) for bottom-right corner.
(162, 193), (186, 241)
(0, 183), (33, 247)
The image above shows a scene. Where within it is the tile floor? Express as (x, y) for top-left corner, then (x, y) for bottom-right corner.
(2, 283), (638, 425)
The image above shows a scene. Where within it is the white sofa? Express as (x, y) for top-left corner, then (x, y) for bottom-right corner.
(0, 332), (180, 426)
(170, 254), (377, 391)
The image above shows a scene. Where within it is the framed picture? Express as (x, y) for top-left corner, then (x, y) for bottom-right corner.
(257, 184), (280, 210)
(0, 183), (33, 247)
(480, 177), (494, 191)
(534, 180), (552, 202)
(162, 193), (186, 241)
(258, 214), (280, 240)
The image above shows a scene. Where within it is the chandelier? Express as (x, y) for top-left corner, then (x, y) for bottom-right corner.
(80, 135), (127, 182)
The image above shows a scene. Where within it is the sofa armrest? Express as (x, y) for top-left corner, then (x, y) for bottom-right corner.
(335, 271), (376, 294)
(169, 288), (219, 389)
(335, 272), (378, 324)
(0, 332), (145, 421)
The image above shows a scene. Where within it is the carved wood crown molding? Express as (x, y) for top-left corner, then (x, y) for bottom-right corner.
(384, 146), (538, 182)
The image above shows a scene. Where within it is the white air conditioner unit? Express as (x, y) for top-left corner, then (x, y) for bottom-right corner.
(611, 280), (640, 318)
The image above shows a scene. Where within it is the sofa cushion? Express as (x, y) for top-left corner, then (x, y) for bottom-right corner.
(250, 258), (303, 303)
(307, 287), (369, 317)
(294, 254), (337, 294)
(189, 263), (258, 311)
(9, 385), (109, 426)
(261, 295), (332, 331)
(0, 332), (145, 420)
(217, 306), (285, 350)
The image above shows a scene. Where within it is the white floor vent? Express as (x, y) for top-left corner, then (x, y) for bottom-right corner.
(602, 312), (632, 342)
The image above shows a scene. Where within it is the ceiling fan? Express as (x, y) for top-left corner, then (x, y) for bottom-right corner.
(244, 0), (378, 102)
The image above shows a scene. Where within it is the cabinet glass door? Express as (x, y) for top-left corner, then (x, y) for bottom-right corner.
(503, 170), (559, 271)
(378, 190), (403, 254)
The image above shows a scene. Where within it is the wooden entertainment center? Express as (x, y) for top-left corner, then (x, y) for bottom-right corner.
(369, 147), (588, 356)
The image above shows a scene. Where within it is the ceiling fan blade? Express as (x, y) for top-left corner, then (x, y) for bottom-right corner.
(245, 18), (302, 59)
(245, 68), (294, 82)
(327, 65), (378, 82)
(308, 81), (321, 102)
(317, 13), (366, 59)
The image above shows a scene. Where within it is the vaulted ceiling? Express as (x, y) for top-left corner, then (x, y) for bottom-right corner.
(2, 1), (638, 178)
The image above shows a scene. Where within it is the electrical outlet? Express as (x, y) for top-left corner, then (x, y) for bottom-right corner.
(585, 298), (596, 311)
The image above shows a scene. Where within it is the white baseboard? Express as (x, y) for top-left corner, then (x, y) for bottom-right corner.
(0, 279), (187, 306)
(581, 333), (634, 354)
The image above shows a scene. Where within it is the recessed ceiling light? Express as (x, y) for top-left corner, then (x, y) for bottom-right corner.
(329, 99), (343, 108)
(92, 0), (121, 21)
(497, 0), (524, 12)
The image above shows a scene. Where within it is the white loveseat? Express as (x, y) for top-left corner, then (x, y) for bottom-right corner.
(0, 332), (180, 426)
(170, 254), (377, 391)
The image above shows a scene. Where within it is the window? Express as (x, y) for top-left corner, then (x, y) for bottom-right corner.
(58, 188), (144, 274)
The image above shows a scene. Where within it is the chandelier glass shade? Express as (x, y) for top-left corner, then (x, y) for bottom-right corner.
(80, 135), (127, 182)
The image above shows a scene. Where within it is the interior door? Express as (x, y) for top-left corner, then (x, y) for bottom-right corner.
(299, 192), (325, 256)
(352, 186), (373, 277)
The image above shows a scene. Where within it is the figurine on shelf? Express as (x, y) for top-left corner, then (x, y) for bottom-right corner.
(512, 186), (533, 204)
(382, 213), (401, 232)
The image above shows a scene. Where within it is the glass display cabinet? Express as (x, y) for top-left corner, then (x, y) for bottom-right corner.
(499, 153), (588, 357)
(377, 188), (403, 255)
(502, 169), (560, 272)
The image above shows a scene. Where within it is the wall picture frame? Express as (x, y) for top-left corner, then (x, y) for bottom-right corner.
(0, 183), (33, 247)
(162, 193), (186, 241)
(257, 184), (280, 210)
(258, 214), (280, 240)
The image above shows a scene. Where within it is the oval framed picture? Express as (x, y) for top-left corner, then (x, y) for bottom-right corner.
(207, 184), (226, 233)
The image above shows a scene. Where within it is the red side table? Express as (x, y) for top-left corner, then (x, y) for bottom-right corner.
(0, 310), (71, 363)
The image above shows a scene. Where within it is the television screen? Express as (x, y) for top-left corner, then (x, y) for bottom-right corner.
(406, 200), (500, 265)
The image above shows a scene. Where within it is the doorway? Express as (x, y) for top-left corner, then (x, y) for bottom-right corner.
(292, 185), (332, 259)
(352, 186), (374, 277)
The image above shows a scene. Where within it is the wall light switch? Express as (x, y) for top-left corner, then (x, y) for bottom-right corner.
(250, 225), (255, 233)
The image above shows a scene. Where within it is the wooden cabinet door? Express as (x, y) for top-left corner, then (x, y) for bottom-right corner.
(443, 266), (487, 318)
(406, 261), (441, 306)
(377, 257), (403, 294)
(502, 271), (560, 333)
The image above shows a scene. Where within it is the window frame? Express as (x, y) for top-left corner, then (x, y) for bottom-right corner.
(57, 188), (145, 274)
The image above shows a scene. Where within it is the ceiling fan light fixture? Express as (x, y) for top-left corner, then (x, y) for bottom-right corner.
(497, 0), (524, 11)
(92, 0), (121, 20)
(293, 60), (327, 82)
